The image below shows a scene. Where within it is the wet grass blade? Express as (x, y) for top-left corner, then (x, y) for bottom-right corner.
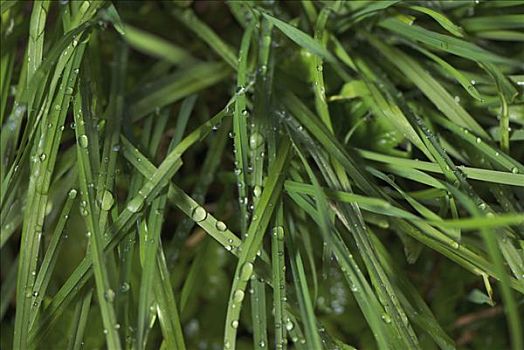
(379, 17), (520, 66)
(263, 13), (336, 63)
(73, 59), (122, 349)
(14, 42), (85, 350)
(223, 138), (291, 350)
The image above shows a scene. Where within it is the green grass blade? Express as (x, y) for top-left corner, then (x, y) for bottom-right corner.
(128, 62), (231, 121)
(263, 13), (336, 63)
(223, 138), (291, 350)
(171, 8), (238, 68)
(123, 24), (192, 64)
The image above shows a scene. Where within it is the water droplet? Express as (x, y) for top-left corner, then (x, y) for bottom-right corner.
(454, 95), (460, 103)
(231, 320), (239, 329)
(127, 197), (144, 213)
(233, 289), (245, 303)
(120, 282), (130, 293)
(236, 86), (246, 95)
(191, 206), (207, 222)
(253, 185), (262, 198)
(382, 314), (392, 324)
(68, 188), (78, 199)
(104, 289), (115, 302)
(101, 190), (114, 211)
(285, 320), (294, 331)
(216, 221), (227, 232)
(79, 135), (89, 148)
(39, 153), (47, 161)
(249, 132), (264, 150)
(259, 340), (266, 347)
(112, 144), (120, 152)
(240, 262), (254, 281)
(511, 167), (519, 174)
(476, 137), (481, 143)
(272, 226), (284, 240)
(65, 87), (74, 95)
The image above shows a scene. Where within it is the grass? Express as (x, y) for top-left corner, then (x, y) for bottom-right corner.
(1, 1), (523, 349)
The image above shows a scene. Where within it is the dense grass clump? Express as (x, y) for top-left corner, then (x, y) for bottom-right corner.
(1, 1), (524, 349)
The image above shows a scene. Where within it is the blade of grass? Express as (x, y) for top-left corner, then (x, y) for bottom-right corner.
(123, 24), (192, 64)
(29, 97), (233, 346)
(67, 289), (93, 350)
(128, 62), (231, 121)
(171, 8), (238, 68)
(29, 185), (78, 328)
(223, 138), (291, 350)
(232, 21), (254, 237)
(73, 60), (122, 349)
(14, 42), (85, 350)
(262, 12), (336, 63)
(379, 17), (520, 66)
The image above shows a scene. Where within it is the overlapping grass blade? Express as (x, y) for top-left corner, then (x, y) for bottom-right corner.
(223, 138), (291, 349)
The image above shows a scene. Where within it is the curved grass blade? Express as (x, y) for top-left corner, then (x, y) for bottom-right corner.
(407, 5), (464, 37)
(379, 18), (520, 66)
(366, 35), (488, 138)
(262, 13), (336, 63)
(410, 44), (482, 101)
